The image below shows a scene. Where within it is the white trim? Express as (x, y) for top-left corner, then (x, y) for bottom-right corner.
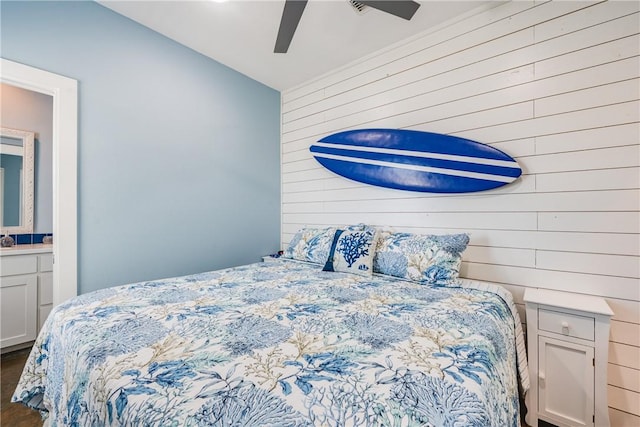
(1, 58), (78, 306)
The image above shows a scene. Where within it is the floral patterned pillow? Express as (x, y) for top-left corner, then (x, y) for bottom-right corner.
(323, 228), (379, 277)
(373, 232), (469, 285)
(283, 227), (337, 265)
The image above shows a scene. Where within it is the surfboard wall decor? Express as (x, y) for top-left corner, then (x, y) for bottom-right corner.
(310, 129), (522, 193)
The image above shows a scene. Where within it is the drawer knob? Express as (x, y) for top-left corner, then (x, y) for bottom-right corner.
(561, 321), (569, 334)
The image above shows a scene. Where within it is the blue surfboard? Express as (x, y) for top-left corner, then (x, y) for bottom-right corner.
(310, 129), (522, 193)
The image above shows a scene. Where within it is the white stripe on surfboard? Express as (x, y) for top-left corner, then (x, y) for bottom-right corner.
(313, 141), (519, 168)
(313, 152), (515, 183)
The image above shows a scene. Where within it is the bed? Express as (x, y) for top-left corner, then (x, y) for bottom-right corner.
(13, 228), (529, 426)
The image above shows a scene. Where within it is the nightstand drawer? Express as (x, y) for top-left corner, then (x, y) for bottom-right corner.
(539, 308), (594, 341)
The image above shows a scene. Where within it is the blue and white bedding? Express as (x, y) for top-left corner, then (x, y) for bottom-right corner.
(14, 259), (528, 426)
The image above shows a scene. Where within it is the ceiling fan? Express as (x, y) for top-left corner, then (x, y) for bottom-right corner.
(274, 0), (421, 53)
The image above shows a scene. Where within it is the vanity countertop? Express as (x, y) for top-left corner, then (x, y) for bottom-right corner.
(0, 244), (53, 256)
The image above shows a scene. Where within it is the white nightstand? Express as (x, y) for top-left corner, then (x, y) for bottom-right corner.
(524, 288), (613, 427)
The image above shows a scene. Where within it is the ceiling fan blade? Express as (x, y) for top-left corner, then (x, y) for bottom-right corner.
(274, 0), (308, 53)
(359, 1), (420, 20)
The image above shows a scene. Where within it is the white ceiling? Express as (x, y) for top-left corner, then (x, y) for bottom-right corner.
(99, 0), (495, 91)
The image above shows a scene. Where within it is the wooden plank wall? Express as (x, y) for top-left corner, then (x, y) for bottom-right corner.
(280, 1), (639, 423)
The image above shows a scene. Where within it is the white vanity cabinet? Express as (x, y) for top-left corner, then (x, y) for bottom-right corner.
(1, 245), (53, 350)
(524, 288), (613, 427)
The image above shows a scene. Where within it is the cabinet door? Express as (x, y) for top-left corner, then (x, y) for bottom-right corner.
(38, 271), (54, 332)
(1, 274), (38, 348)
(538, 335), (594, 427)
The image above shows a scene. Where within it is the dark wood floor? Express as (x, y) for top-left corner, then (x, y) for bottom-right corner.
(1, 348), (43, 427)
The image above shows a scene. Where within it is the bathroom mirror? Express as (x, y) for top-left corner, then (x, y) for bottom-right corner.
(0, 127), (34, 234)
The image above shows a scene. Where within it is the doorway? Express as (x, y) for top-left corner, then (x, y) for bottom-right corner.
(0, 58), (78, 305)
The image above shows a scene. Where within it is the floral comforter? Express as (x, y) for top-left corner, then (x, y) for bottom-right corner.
(14, 259), (528, 426)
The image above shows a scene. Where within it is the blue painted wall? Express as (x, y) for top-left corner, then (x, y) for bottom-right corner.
(1, 1), (281, 294)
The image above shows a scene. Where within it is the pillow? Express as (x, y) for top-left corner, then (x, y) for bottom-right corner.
(323, 228), (379, 277)
(344, 223), (372, 232)
(283, 227), (337, 265)
(373, 232), (469, 285)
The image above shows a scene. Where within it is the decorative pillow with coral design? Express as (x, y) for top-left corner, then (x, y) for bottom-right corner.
(323, 228), (379, 277)
(373, 232), (469, 285)
(283, 227), (337, 265)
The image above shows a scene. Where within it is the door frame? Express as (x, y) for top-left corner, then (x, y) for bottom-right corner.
(1, 58), (78, 305)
